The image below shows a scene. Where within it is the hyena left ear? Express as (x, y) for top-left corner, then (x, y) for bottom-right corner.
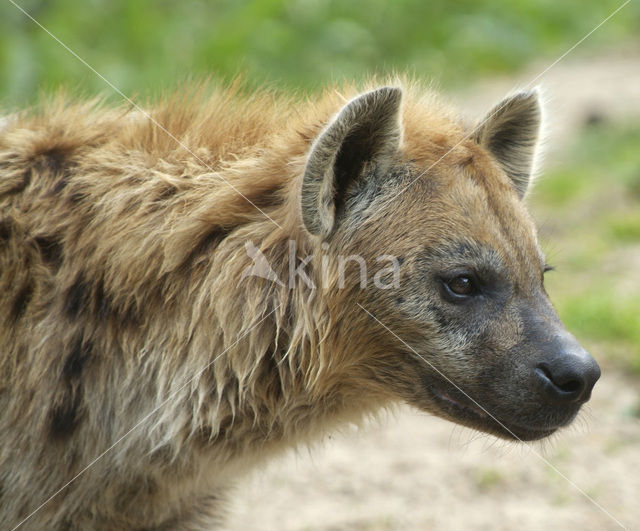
(301, 86), (403, 237)
(474, 90), (542, 199)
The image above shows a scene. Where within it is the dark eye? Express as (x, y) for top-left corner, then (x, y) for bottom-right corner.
(443, 274), (478, 298)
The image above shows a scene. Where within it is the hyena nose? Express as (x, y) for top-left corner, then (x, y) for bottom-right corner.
(535, 344), (601, 404)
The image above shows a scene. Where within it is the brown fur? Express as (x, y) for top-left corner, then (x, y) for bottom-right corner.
(0, 79), (597, 529)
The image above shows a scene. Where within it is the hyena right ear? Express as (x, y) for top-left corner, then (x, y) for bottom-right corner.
(474, 90), (542, 199)
(301, 86), (403, 238)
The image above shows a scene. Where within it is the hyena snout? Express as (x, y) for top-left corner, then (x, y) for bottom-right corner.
(533, 332), (601, 405)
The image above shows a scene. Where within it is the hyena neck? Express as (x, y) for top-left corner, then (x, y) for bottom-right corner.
(182, 231), (383, 454)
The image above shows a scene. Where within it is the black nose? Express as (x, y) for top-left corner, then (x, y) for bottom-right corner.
(535, 346), (601, 404)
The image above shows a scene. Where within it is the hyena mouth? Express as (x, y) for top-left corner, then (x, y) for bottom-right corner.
(430, 383), (489, 420)
(427, 381), (559, 441)
(427, 382), (505, 433)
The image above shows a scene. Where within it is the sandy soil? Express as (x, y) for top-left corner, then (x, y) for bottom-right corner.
(452, 44), (640, 147)
(228, 48), (640, 531)
(230, 368), (639, 530)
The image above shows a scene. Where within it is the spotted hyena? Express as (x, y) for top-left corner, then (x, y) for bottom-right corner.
(0, 81), (599, 529)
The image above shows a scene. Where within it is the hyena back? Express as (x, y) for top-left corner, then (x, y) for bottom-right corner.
(0, 81), (599, 529)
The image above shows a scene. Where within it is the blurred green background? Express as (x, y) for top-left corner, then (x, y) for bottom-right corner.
(534, 122), (640, 373)
(1, 0), (639, 101)
(1, 0), (639, 371)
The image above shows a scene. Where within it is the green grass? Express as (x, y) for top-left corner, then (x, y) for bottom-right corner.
(1, 0), (639, 106)
(557, 289), (640, 354)
(532, 122), (640, 373)
(473, 467), (504, 492)
(535, 124), (640, 206)
(608, 211), (640, 242)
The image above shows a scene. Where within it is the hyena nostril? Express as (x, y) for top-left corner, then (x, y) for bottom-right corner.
(557, 379), (582, 394)
(535, 358), (595, 404)
(538, 364), (581, 393)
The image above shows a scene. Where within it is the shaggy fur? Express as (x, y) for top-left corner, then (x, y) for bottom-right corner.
(0, 79), (597, 529)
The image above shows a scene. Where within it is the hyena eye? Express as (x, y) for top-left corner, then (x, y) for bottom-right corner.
(448, 276), (475, 295)
(442, 274), (478, 300)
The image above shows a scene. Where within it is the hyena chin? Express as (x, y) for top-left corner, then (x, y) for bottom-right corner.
(0, 80), (599, 528)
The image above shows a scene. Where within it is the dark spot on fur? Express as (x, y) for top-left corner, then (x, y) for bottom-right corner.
(0, 218), (12, 242)
(252, 186), (284, 209)
(396, 256), (405, 265)
(118, 196), (140, 216)
(38, 148), (68, 175)
(92, 276), (141, 329)
(50, 393), (82, 439)
(156, 185), (178, 202)
(93, 277), (109, 319)
(50, 398), (82, 439)
(5, 147), (71, 198)
(50, 336), (93, 439)
(426, 303), (450, 330)
(396, 296), (405, 304)
(31, 146), (76, 197)
(10, 281), (34, 323)
(261, 345), (285, 403)
(115, 476), (160, 510)
(108, 299), (141, 329)
(69, 191), (85, 204)
(2, 169), (32, 197)
(21, 169), (32, 192)
(179, 228), (231, 273)
(148, 187), (178, 213)
(63, 336), (92, 379)
(49, 175), (70, 195)
(34, 235), (63, 268)
(64, 274), (89, 318)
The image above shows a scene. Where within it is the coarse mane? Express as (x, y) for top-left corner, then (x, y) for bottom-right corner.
(0, 74), (467, 458)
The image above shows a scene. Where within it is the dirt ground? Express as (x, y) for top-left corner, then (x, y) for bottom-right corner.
(228, 48), (640, 531)
(230, 369), (639, 530)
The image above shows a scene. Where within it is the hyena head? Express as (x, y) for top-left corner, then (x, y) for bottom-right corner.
(300, 86), (600, 441)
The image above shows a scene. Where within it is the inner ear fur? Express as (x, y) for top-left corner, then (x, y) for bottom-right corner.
(301, 86), (403, 238)
(474, 90), (542, 199)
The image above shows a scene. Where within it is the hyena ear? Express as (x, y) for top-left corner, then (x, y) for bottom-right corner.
(474, 90), (542, 199)
(301, 86), (403, 237)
